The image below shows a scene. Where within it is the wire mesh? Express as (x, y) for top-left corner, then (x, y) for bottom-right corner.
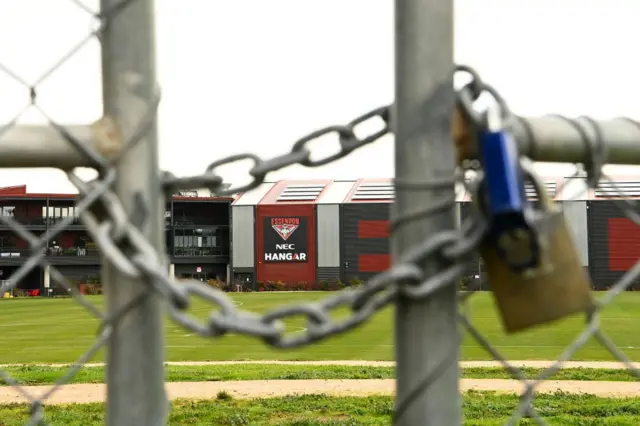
(0, 1), (639, 425)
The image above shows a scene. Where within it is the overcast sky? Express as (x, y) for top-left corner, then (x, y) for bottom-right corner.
(0, 0), (638, 194)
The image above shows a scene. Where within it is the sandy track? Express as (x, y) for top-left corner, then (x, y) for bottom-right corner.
(1, 360), (637, 405)
(1, 360), (637, 369)
(0, 379), (639, 405)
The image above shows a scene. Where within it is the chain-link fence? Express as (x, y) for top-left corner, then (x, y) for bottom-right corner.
(1, 0), (640, 425)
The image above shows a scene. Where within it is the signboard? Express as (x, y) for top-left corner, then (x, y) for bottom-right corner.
(263, 216), (308, 262)
(196, 266), (202, 273)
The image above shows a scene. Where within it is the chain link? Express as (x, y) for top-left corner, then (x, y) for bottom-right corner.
(162, 106), (391, 197)
(1, 3), (640, 424)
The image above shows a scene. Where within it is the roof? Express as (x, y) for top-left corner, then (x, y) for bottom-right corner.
(0, 185), (234, 202)
(257, 180), (334, 205)
(343, 178), (471, 203)
(230, 176), (640, 206)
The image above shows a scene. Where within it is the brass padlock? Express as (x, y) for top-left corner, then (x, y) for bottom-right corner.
(479, 161), (594, 334)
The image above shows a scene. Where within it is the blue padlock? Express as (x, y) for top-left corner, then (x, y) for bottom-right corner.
(478, 106), (541, 273)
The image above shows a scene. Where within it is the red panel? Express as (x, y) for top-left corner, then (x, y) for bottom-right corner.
(608, 218), (640, 271)
(358, 220), (389, 238)
(0, 185), (26, 195)
(358, 254), (391, 272)
(256, 204), (316, 284)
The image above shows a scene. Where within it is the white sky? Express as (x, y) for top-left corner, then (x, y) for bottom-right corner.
(0, 0), (638, 194)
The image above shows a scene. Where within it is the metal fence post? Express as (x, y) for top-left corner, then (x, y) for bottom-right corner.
(100, 1), (168, 425)
(393, 0), (459, 424)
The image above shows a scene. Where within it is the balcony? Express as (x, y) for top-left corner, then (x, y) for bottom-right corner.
(0, 248), (34, 265)
(171, 226), (229, 263)
(0, 200), (47, 229)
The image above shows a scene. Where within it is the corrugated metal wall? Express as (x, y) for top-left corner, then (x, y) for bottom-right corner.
(316, 204), (341, 281)
(341, 203), (391, 282)
(561, 201), (589, 267)
(231, 205), (255, 268)
(588, 200), (640, 290)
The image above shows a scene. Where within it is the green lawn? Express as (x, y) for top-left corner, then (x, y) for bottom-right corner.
(1, 393), (640, 425)
(0, 291), (638, 364)
(0, 364), (638, 386)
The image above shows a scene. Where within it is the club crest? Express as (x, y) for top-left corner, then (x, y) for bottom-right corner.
(272, 223), (298, 241)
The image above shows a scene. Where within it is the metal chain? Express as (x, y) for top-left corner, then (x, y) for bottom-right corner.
(161, 106), (391, 197)
(1, 3), (640, 422)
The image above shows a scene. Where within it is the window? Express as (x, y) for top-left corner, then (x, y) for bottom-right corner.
(45, 206), (77, 218)
(1, 206), (15, 216)
(173, 228), (225, 256)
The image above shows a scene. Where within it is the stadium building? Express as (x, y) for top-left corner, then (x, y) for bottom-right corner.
(1, 175), (639, 293)
(230, 176), (640, 290)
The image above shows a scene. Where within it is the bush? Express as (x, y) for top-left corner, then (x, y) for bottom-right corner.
(458, 275), (472, 291)
(207, 279), (236, 292)
(349, 278), (365, 287)
(83, 284), (103, 295)
(254, 280), (351, 292)
(12, 289), (28, 298)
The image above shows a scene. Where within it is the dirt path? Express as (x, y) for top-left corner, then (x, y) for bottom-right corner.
(1, 360), (636, 369)
(1, 379), (639, 405)
(1, 360), (637, 405)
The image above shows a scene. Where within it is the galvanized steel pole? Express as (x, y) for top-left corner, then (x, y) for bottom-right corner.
(510, 116), (640, 165)
(455, 114), (640, 166)
(100, 0), (168, 425)
(393, 0), (460, 424)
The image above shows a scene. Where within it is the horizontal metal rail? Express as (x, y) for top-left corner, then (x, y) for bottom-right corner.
(3, 114), (640, 170)
(457, 112), (640, 166)
(0, 120), (121, 169)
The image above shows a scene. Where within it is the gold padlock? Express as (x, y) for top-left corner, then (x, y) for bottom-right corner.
(478, 160), (594, 334)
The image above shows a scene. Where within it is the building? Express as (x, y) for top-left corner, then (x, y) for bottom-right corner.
(4, 175), (640, 293)
(231, 179), (471, 286)
(0, 185), (233, 292)
(231, 176), (640, 290)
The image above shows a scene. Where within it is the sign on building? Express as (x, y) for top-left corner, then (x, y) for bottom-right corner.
(263, 216), (308, 262)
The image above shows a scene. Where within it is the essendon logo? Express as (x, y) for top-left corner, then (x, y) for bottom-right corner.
(264, 216), (308, 263)
(271, 217), (299, 241)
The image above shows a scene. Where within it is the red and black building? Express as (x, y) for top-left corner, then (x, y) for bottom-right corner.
(586, 179), (640, 290)
(0, 185), (233, 293)
(7, 173), (638, 292)
(230, 179), (471, 286)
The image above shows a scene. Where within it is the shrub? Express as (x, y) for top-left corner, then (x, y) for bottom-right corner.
(83, 284), (103, 295)
(349, 278), (365, 287)
(458, 275), (472, 291)
(86, 275), (101, 285)
(252, 280), (351, 292)
(12, 289), (28, 298)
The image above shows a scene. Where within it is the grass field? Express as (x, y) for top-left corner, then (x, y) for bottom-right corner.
(0, 291), (638, 364)
(0, 291), (639, 424)
(0, 393), (639, 425)
(0, 364), (638, 385)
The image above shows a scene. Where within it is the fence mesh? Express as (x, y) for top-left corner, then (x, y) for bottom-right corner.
(0, 1), (639, 425)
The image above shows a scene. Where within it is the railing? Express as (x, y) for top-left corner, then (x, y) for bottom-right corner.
(47, 247), (100, 257)
(0, 216), (48, 226)
(0, 247), (100, 258)
(171, 218), (230, 227)
(0, 246), (228, 259)
(46, 217), (84, 226)
(172, 247), (229, 257)
(0, 249), (34, 258)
